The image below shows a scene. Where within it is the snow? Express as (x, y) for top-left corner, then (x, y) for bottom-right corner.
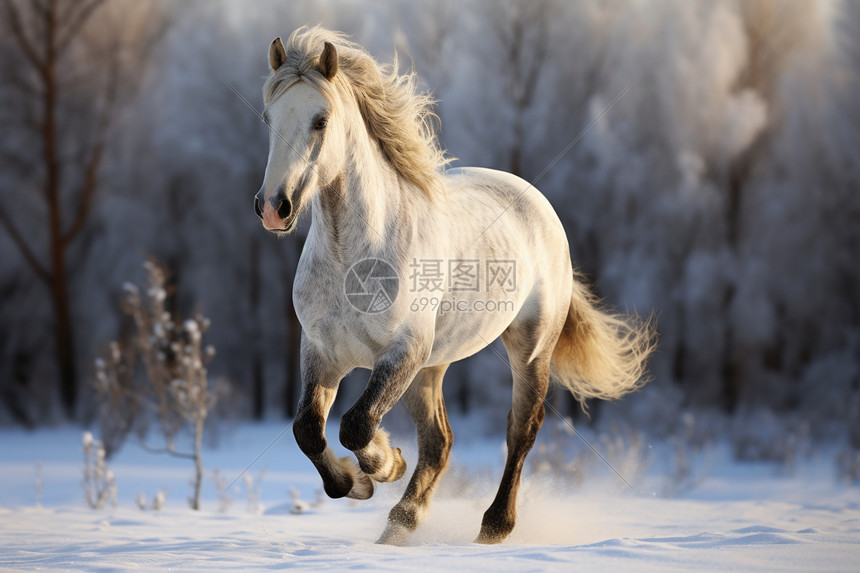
(1, 422), (858, 571)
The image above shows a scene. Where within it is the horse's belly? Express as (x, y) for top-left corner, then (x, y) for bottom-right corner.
(425, 298), (521, 365)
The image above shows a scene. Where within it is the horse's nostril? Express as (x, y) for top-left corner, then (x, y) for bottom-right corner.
(277, 199), (292, 220)
(254, 196), (263, 219)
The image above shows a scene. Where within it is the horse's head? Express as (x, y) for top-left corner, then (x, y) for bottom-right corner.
(256, 37), (343, 233)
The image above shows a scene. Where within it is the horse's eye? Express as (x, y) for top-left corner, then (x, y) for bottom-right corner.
(313, 118), (328, 131)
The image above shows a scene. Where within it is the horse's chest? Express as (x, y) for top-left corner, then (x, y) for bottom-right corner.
(293, 261), (344, 327)
(292, 258), (380, 363)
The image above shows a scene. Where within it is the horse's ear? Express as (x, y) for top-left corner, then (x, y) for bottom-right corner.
(269, 37), (287, 71)
(317, 41), (338, 81)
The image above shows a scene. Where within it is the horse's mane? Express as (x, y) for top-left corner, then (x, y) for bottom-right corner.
(263, 26), (449, 199)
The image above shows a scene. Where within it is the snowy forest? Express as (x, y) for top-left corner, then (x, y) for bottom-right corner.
(1, 0), (858, 458)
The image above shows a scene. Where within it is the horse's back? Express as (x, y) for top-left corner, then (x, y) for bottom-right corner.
(417, 167), (574, 364)
(442, 167), (566, 236)
(441, 166), (570, 265)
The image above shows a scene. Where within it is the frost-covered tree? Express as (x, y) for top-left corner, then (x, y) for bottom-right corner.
(82, 431), (117, 509)
(2, 0), (859, 448)
(0, 0), (165, 420)
(453, 0), (558, 176)
(394, 0), (456, 135)
(118, 0), (319, 420)
(533, 0), (856, 425)
(94, 260), (220, 510)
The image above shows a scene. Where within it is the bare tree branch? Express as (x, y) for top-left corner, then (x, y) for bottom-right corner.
(57, 0), (108, 48)
(2, 0), (46, 73)
(61, 31), (121, 246)
(0, 206), (50, 283)
(137, 440), (196, 461)
(2, 66), (42, 98)
(32, 0), (51, 19)
(0, 145), (39, 180)
(61, 143), (102, 245)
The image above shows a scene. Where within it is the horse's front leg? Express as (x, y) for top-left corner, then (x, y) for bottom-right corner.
(293, 335), (373, 500)
(340, 339), (428, 483)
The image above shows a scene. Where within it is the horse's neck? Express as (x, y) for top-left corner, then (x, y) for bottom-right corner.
(309, 127), (403, 260)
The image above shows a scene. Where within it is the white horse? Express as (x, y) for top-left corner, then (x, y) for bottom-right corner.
(255, 26), (654, 545)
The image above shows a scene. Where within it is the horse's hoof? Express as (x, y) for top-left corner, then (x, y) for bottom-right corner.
(372, 447), (407, 483)
(474, 520), (513, 544)
(346, 469), (374, 500)
(376, 522), (410, 546)
(390, 448), (407, 481)
(474, 531), (506, 544)
(358, 433), (408, 483)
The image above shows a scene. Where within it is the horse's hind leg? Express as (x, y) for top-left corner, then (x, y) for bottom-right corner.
(293, 335), (373, 500)
(378, 364), (453, 545)
(476, 322), (556, 544)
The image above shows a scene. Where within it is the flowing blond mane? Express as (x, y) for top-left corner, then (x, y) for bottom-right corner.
(263, 26), (448, 199)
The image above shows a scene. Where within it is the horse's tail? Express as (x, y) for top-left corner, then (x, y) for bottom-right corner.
(550, 275), (656, 408)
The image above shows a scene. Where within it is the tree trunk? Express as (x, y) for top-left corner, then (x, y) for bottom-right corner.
(720, 137), (763, 413)
(191, 417), (204, 510)
(41, 1), (78, 418)
(51, 253), (77, 417)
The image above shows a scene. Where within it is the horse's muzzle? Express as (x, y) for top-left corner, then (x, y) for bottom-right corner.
(256, 189), (295, 232)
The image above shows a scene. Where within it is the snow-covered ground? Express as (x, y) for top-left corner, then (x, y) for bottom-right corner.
(1, 419), (858, 571)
